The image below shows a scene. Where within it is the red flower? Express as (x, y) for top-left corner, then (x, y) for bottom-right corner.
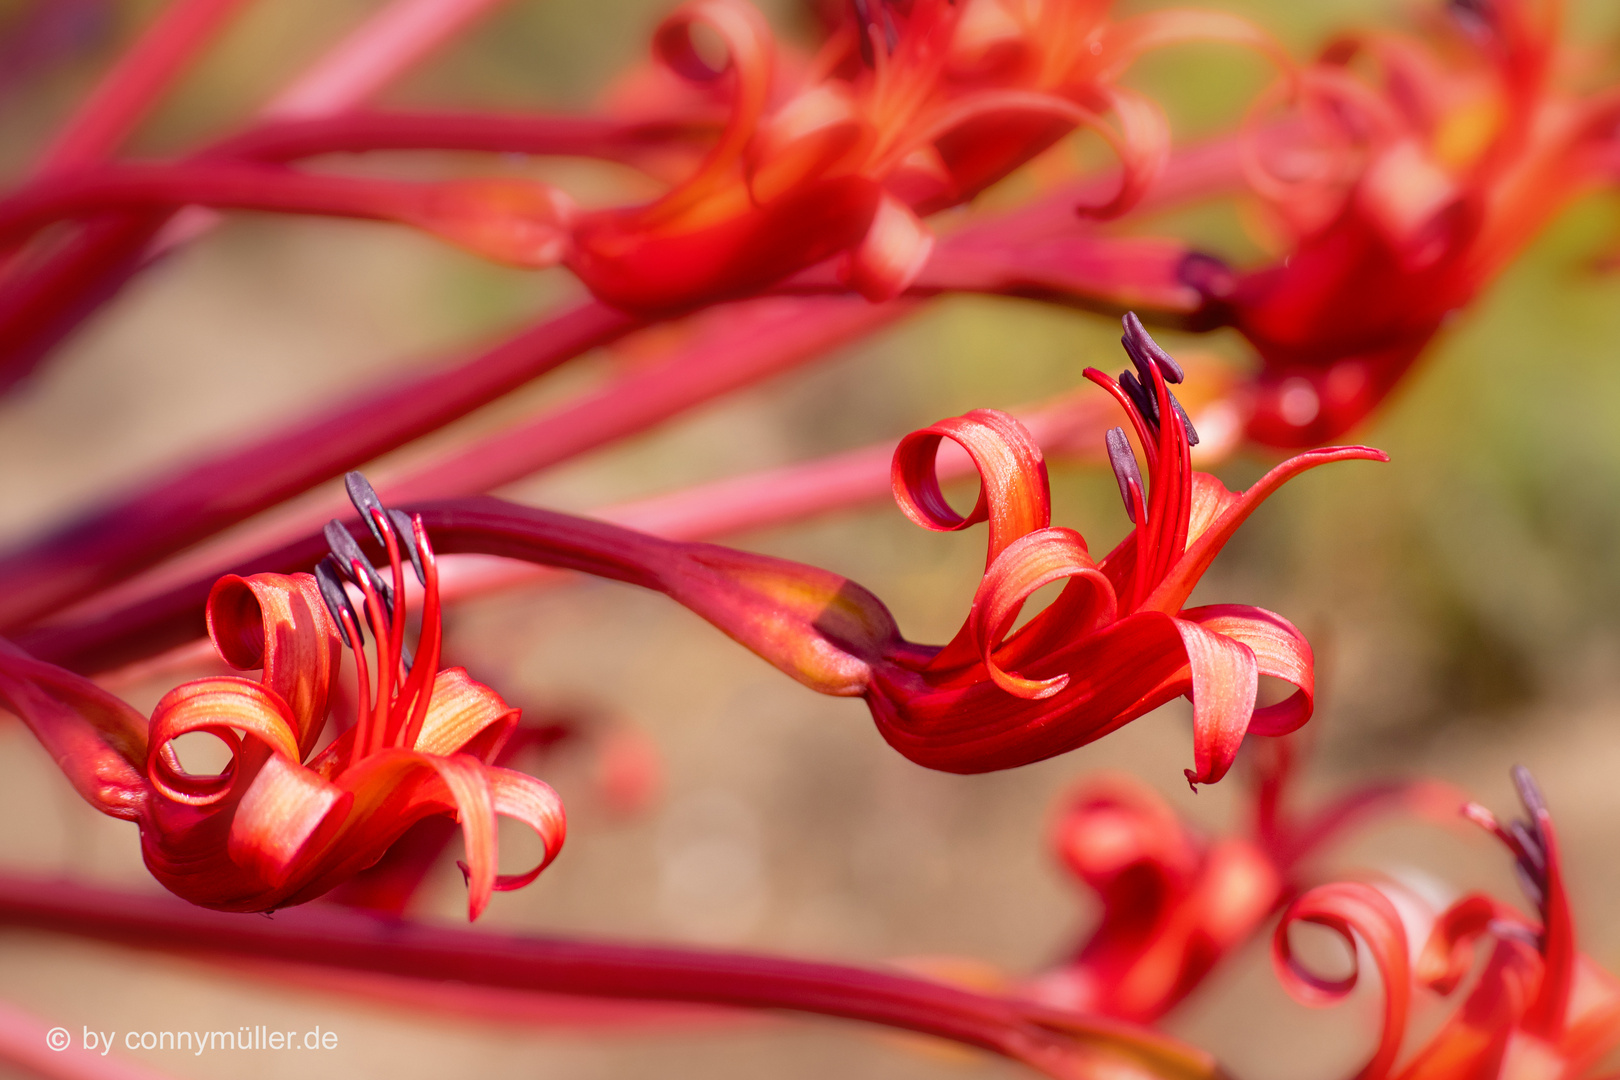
(1028, 773), (1281, 1022)
(1225, 0), (1620, 446)
(0, 477), (564, 919)
(565, 0), (1280, 313)
(1274, 768), (1620, 1080)
(1025, 741), (1458, 1023)
(864, 314), (1386, 784)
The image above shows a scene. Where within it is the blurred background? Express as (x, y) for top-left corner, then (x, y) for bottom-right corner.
(2, 0), (1620, 1077)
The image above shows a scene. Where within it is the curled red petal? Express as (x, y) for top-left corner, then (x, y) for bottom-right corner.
(746, 83), (871, 204)
(965, 527), (1117, 698)
(1173, 618), (1258, 788)
(1273, 883), (1411, 1080)
(1073, 86), (1170, 220)
(206, 572), (340, 758)
(841, 192), (934, 302)
(1179, 604), (1312, 736)
(891, 409), (1052, 568)
(567, 176), (883, 315)
(411, 667), (520, 760)
(146, 676), (302, 807)
(1417, 893), (1527, 996)
(645, 0), (775, 222)
(1145, 446), (1389, 614)
(226, 754), (349, 888)
(430, 754), (498, 920)
(488, 766), (568, 891)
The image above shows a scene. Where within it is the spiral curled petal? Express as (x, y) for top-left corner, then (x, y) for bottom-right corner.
(1272, 883), (1411, 1080)
(646, 0), (775, 221)
(1172, 619), (1258, 788)
(206, 572), (340, 758)
(966, 527), (1116, 698)
(147, 676), (303, 807)
(411, 667), (521, 759)
(892, 409), (1052, 569)
(1179, 605), (1313, 736)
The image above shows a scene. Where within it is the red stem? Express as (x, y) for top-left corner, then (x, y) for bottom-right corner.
(0, 139), (1244, 636)
(0, 160), (533, 251)
(35, 0), (254, 175)
(18, 390), (1114, 676)
(0, 0), (534, 391)
(0, 300), (635, 632)
(0, 873), (1218, 1079)
(209, 109), (717, 163)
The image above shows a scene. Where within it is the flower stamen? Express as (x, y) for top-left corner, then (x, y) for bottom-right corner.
(314, 472), (444, 767)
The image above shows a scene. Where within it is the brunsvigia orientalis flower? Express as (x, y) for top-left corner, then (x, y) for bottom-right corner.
(560, 0), (1282, 314)
(1024, 742), (1460, 1024)
(850, 314), (1386, 785)
(0, 475), (564, 920)
(1217, 0), (1620, 446)
(1274, 768), (1620, 1080)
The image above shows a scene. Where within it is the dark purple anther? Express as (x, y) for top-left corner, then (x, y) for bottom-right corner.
(314, 556), (363, 649)
(852, 0), (876, 64)
(323, 520), (388, 602)
(1512, 764), (1548, 821)
(344, 471), (389, 549)
(1105, 427), (1144, 523)
(388, 508), (427, 586)
(1121, 312), (1184, 385)
(879, 2), (898, 51)
(1177, 251), (1238, 302)
(1167, 390), (1200, 446)
(1118, 370), (1159, 426)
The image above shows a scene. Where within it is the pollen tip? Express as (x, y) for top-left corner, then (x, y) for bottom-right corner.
(344, 472), (388, 548)
(1511, 764), (1548, 820)
(1105, 426), (1143, 522)
(314, 557), (362, 649)
(1167, 390), (1200, 446)
(1183, 768), (1200, 793)
(389, 508), (427, 586)
(1118, 369), (1159, 425)
(1120, 312), (1184, 385)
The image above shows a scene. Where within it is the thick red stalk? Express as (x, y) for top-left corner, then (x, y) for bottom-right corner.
(210, 110), (715, 163)
(389, 297), (908, 502)
(0, 873), (1221, 1080)
(259, 0), (511, 120)
(0, 137), (1246, 636)
(34, 0), (253, 175)
(0, 0), (518, 391)
(17, 390), (1115, 676)
(0, 160), (550, 251)
(0, 300), (637, 632)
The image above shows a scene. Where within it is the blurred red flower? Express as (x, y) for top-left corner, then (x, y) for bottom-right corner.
(1225, 0), (1620, 446)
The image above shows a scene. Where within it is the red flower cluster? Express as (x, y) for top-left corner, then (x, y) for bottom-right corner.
(1225, 0), (1620, 445)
